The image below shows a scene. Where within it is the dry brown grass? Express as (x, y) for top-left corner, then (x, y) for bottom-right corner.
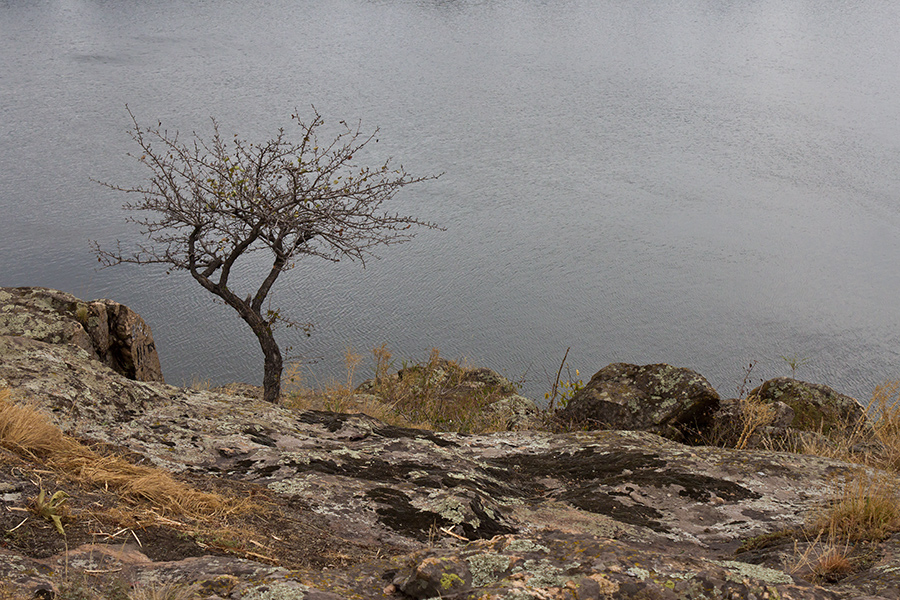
(779, 381), (900, 477)
(861, 381), (900, 471)
(0, 389), (247, 521)
(812, 547), (854, 582)
(732, 381), (900, 582)
(0, 582), (29, 600)
(813, 473), (900, 542)
(786, 532), (855, 584)
(129, 582), (199, 600)
(735, 394), (776, 450)
(283, 347), (430, 428)
(703, 393), (777, 449)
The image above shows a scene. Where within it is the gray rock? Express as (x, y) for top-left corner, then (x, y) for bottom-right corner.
(556, 362), (720, 442)
(708, 397), (796, 449)
(481, 394), (543, 430)
(0, 287), (163, 382)
(750, 377), (868, 435)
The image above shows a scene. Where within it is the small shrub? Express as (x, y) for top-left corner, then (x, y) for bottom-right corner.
(368, 347), (512, 433)
(735, 394), (776, 450)
(546, 369), (583, 411)
(545, 348), (583, 411)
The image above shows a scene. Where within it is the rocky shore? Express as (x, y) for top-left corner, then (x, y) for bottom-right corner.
(0, 287), (897, 600)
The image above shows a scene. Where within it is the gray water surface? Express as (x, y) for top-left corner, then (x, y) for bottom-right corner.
(2, 0), (900, 401)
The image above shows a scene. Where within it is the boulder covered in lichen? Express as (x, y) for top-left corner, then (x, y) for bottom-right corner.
(749, 377), (867, 434)
(0, 286), (163, 382)
(556, 362), (720, 442)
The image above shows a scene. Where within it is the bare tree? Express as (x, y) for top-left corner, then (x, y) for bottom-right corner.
(94, 108), (440, 403)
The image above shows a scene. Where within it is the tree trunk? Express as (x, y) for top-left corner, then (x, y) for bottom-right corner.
(257, 329), (283, 403)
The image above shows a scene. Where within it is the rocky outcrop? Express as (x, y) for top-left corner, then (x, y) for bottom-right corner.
(0, 338), (863, 597)
(556, 362), (720, 442)
(0, 286), (163, 382)
(0, 291), (895, 599)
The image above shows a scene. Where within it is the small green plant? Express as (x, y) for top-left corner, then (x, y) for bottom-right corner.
(546, 371), (583, 410)
(56, 580), (94, 600)
(780, 354), (810, 379)
(31, 488), (68, 535)
(546, 348), (584, 411)
(74, 304), (90, 325)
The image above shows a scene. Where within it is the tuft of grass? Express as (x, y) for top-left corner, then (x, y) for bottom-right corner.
(811, 546), (854, 582)
(0, 388), (69, 457)
(703, 393), (776, 449)
(813, 473), (900, 543)
(129, 582), (199, 600)
(186, 376), (212, 391)
(786, 531), (855, 584)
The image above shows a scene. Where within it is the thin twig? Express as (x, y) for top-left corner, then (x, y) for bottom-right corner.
(549, 347), (570, 412)
(8, 517), (28, 532)
(440, 526), (470, 541)
(84, 568), (123, 574)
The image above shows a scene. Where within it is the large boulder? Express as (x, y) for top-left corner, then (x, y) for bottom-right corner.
(556, 362), (720, 442)
(0, 286), (163, 382)
(357, 358), (543, 432)
(749, 377), (867, 434)
(705, 378), (871, 451)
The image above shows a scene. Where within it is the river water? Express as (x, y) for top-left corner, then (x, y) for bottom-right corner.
(2, 0), (900, 401)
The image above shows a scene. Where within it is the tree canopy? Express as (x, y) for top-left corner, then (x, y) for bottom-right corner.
(94, 108), (440, 402)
